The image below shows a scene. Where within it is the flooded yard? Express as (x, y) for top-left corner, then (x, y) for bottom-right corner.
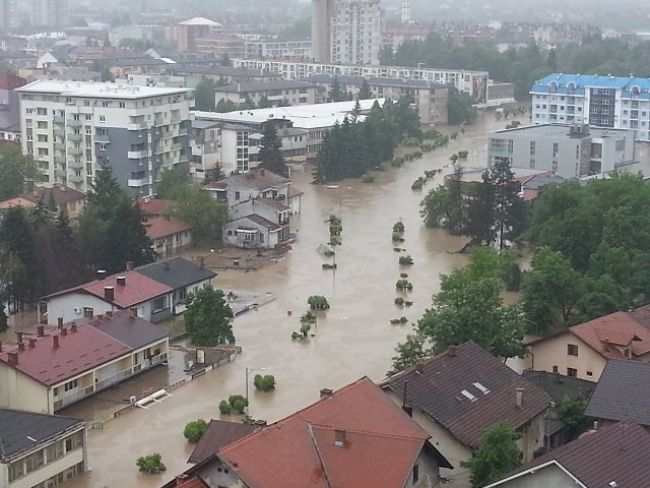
(57, 112), (506, 488)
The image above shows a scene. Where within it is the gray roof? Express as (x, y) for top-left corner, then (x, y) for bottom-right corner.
(0, 408), (83, 462)
(168, 65), (271, 78)
(234, 214), (281, 231)
(494, 123), (634, 138)
(191, 119), (222, 130)
(585, 359), (650, 426)
(306, 74), (445, 90)
(522, 370), (595, 403)
(85, 310), (169, 349)
(135, 257), (215, 291)
(216, 80), (316, 93)
(188, 420), (257, 464)
(523, 173), (566, 190)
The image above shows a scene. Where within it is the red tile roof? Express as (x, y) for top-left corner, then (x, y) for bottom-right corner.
(570, 311), (650, 359)
(21, 186), (85, 205)
(0, 196), (36, 209)
(383, 342), (552, 449)
(513, 422), (650, 488)
(174, 476), (210, 488)
(137, 197), (174, 216)
(217, 377), (449, 488)
(146, 215), (191, 240)
(0, 323), (129, 385)
(80, 271), (172, 308)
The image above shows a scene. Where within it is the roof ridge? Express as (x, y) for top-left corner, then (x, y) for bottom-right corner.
(307, 423), (332, 488)
(308, 423), (427, 442)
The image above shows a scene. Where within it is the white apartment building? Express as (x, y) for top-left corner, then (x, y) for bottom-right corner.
(312, 0), (383, 65)
(233, 58), (489, 102)
(31, 0), (67, 28)
(245, 39), (312, 59)
(17, 80), (192, 197)
(0, 0), (17, 31)
(531, 73), (650, 142)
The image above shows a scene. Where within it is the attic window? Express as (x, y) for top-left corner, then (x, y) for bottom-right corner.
(460, 389), (477, 402)
(473, 382), (490, 395)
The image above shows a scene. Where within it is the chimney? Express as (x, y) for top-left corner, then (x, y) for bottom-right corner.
(593, 420), (599, 431)
(104, 286), (115, 301)
(57, 317), (63, 328)
(96, 269), (107, 280)
(126, 261), (134, 271)
(320, 388), (333, 399)
(71, 322), (77, 333)
(106, 310), (112, 318)
(448, 345), (457, 357)
(175, 475), (189, 487)
(116, 276), (126, 286)
(53, 335), (59, 349)
(37, 325), (45, 337)
(8, 352), (18, 365)
(28, 338), (37, 348)
(0, 340), (2, 351)
(334, 428), (346, 447)
(516, 388), (524, 409)
(61, 327), (67, 336)
(84, 307), (94, 318)
(198, 256), (205, 269)
(15, 331), (23, 342)
(18, 341), (25, 351)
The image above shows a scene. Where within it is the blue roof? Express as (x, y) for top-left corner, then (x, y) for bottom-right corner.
(532, 73), (650, 94)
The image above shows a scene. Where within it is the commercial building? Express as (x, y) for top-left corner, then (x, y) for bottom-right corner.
(531, 73), (650, 141)
(214, 80), (319, 107)
(233, 58), (489, 102)
(0, 312), (169, 413)
(166, 17), (223, 52)
(245, 39), (312, 59)
(31, 0), (67, 28)
(17, 80), (192, 197)
(488, 124), (636, 178)
(0, 408), (87, 488)
(307, 74), (448, 124)
(0, 0), (16, 32)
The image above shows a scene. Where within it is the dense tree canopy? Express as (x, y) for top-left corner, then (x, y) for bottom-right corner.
(258, 121), (287, 176)
(194, 78), (216, 112)
(185, 286), (234, 346)
(0, 145), (44, 200)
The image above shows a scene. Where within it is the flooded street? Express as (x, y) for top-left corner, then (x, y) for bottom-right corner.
(62, 112), (505, 488)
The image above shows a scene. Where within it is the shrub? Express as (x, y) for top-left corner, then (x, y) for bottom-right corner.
(228, 395), (249, 414)
(411, 178), (425, 190)
(390, 318), (401, 325)
(392, 233), (405, 242)
(299, 322), (312, 337)
(219, 400), (232, 415)
(183, 419), (208, 443)
(396, 279), (413, 291)
(393, 221), (405, 234)
(400, 272), (409, 278)
(308, 295), (330, 310)
(291, 331), (302, 340)
(458, 150), (469, 159)
(394, 297), (405, 306)
(301, 311), (317, 323)
(254, 374), (276, 392)
(405, 300), (413, 307)
(399, 255), (414, 266)
(136, 453), (166, 474)
(361, 173), (375, 183)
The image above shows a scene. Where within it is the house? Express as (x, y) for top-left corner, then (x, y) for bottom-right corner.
(214, 80), (319, 107)
(525, 311), (650, 382)
(382, 342), (552, 488)
(485, 421), (650, 488)
(163, 377), (453, 488)
(187, 420), (258, 465)
(0, 408), (87, 487)
(39, 269), (173, 324)
(585, 359), (650, 428)
(20, 185), (86, 220)
(0, 311), (169, 413)
(135, 257), (215, 315)
(146, 215), (192, 257)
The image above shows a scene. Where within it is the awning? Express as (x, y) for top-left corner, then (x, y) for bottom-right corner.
(236, 228), (258, 234)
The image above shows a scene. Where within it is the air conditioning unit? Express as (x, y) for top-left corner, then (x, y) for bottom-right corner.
(73, 307), (81, 314)
(129, 395), (137, 405)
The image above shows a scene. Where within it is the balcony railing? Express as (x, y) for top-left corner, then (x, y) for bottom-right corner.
(95, 133), (110, 143)
(53, 115), (64, 124)
(68, 160), (83, 170)
(128, 149), (148, 159)
(68, 133), (82, 143)
(67, 119), (82, 127)
(68, 174), (84, 183)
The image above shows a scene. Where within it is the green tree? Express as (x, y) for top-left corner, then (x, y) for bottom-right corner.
(0, 207), (34, 306)
(462, 423), (522, 488)
(0, 145), (44, 199)
(389, 333), (430, 375)
(489, 160), (527, 249)
(156, 165), (190, 199)
(447, 85), (476, 125)
(555, 395), (590, 441)
(194, 78), (216, 112)
(0, 303), (7, 333)
(258, 121), (287, 176)
(136, 453), (166, 474)
(358, 79), (373, 99)
(328, 76), (345, 102)
(465, 170), (495, 245)
(216, 99), (238, 113)
(257, 95), (272, 108)
(183, 419), (208, 443)
(185, 286), (234, 346)
(171, 186), (228, 246)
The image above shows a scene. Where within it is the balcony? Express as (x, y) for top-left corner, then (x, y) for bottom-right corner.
(128, 149), (148, 159)
(128, 177), (151, 187)
(68, 173), (84, 183)
(53, 115), (64, 124)
(68, 147), (83, 157)
(68, 160), (83, 170)
(54, 169), (66, 179)
(68, 133), (82, 143)
(67, 119), (82, 127)
(127, 122), (148, 130)
(53, 128), (64, 138)
(54, 156), (65, 165)
(54, 142), (65, 151)
(95, 133), (110, 143)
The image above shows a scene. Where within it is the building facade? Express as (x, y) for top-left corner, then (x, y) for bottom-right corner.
(245, 39), (312, 59)
(531, 73), (650, 142)
(488, 124), (636, 178)
(31, 0), (67, 28)
(214, 80), (318, 107)
(0, 0), (16, 32)
(233, 58), (489, 102)
(17, 80), (192, 197)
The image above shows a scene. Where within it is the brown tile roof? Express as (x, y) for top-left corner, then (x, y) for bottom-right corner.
(137, 197), (174, 216)
(216, 377), (451, 488)
(174, 476), (210, 488)
(628, 303), (650, 329)
(569, 311), (650, 359)
(383, 342), (552, 449)
(222, 169), (289, 191)
(22, 186), (85, 205)
(515, 422), (650, 487)
(188, 420), (257, 464)
(146, 215), (191, 240)
(0, 196), (36, 209)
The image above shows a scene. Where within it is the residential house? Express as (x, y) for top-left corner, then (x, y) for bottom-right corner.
(163, 377), (453, 488)
(20, 185), (85, 220)
(485, 421), (650, 488)
(187, 420), (258, 465)
(585, 359), (650, 428)
(382, 342), (552, 488)
(146, 215), (192, 257)
(135, 257), (215, 315)
(39, 269), (174, 324)
(0, 311), (169, 413)
(525, 311), (650, 382)
(0, 408), (87, 488)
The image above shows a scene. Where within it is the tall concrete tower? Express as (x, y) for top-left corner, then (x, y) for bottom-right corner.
(401, 1), (412, 24)
(312, 0), (333, 63)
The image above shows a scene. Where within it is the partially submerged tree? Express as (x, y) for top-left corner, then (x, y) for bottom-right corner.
(185, 286), (234, 346)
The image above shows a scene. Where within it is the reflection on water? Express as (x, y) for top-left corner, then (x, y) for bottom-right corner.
(58, 113), (507, 488)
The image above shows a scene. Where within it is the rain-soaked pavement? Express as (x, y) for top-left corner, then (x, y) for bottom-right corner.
(54, 112), (505, 488)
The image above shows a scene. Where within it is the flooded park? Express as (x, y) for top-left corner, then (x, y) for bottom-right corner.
(53, 112), (505, 488)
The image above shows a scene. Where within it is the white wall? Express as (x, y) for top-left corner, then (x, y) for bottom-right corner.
(0, 364), (51, 413)
(488, 463), (577, 488)
(45, 293), (114, 325)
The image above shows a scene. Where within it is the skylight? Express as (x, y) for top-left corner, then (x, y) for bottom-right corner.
(460, 389), (477, 402)
(473, 382), (490, 395)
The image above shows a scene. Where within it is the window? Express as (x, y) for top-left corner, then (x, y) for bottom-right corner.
(37, 120), (48, 129)
(567, 344), (578, 356)
(529, 141), (535, 155)
(586, 371), (593, 377)
(552, 365), (558, 373)
(64, 379), (78, 391)
(567, 367), (577, 378)
(235, 191), (240, 200)
(152, 296), (167, 312)
(99, 116), (106, 122)
(412, 464), (419, 484)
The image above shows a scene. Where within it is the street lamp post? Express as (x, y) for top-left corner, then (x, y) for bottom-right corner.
(245, 366), (267, 414)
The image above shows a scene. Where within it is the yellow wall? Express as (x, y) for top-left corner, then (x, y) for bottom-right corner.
(528, 333), (606, 381)
(517, 413), (545, 462)
(0, 363), (51, 413)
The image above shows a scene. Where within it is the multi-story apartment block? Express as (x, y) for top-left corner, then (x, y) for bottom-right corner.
(531, 74), (650, 142)
(488, 123), (636, 178)
(17, 80), (192, 197)
(31, 0), (67, 28)
(214, 80), (319, 108)
(233, 58), (489, 102)
(245, 39), (312, 59)
(312, 0), (383, 65)
(0, 0), (16, 32)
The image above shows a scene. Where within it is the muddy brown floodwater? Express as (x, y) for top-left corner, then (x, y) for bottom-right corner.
(60, 113), (504, 488)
